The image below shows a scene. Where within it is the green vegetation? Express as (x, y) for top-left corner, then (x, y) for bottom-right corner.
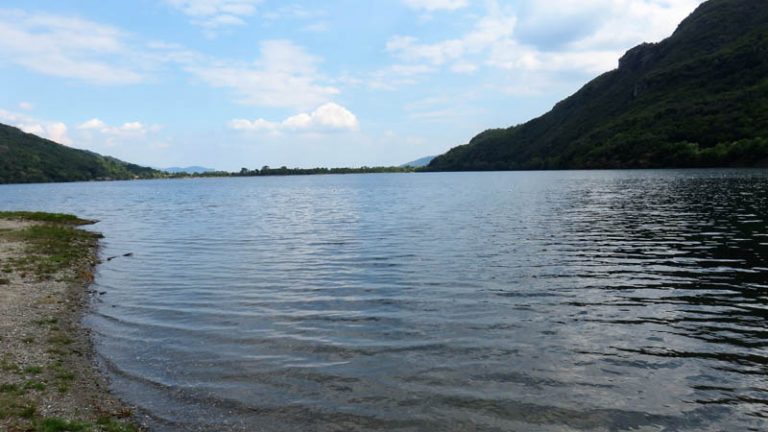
(0, 123), (164, 184)
(35, 417), (136, 432)
(0, 212), (102, 281)
(170, 165), (417, 178)
(34, 417), (137, 432)
(39, 418), (91, 432)
(0, 212), (95, 225)
(428, 0), (768, 171)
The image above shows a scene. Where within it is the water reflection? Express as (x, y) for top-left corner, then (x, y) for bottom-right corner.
(0, 170), (766, 431)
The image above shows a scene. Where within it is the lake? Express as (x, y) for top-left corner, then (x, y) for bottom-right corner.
(1, 170), (766, 431)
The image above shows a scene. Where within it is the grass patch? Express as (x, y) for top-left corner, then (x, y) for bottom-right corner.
(0, 212), (95, 225)
(48, 332), (74, 346)
(48, 363), (76, 393)
(20, 403), (37, 418)
(0, 394), (37, 419)
(3, 223), (101, 280)
(1, 357), (21, 373)
(55, 370), (75, 382)
(0, 383), (21, 394)
(34, 317), (59, 327)
(24, 381), (46, 391)
(34, 416), (139, 432)
(96, 416), (139, 432)
(24, 366), (44, 375)
(39, 418), (92, 432)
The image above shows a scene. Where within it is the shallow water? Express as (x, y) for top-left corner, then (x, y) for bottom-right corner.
(1, 170), (767, 431)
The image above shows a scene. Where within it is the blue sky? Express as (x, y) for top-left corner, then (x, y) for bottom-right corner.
(0, 0), (704, 170)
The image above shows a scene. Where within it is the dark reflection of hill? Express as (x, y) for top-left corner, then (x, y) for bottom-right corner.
(556, 171), (768, 411)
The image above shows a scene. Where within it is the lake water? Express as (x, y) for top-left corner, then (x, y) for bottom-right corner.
(1, 170), (767, 431)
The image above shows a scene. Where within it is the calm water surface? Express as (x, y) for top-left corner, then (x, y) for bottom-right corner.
(1, 170), (767, 431)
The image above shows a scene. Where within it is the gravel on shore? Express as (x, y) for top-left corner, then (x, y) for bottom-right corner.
(0, 214), (141, 432)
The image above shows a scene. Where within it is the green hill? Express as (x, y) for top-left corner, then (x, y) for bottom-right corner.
(428, 0), (768, 171)
(0, 123), (163, 184)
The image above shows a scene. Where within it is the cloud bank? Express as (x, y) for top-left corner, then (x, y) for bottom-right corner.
(230, 103), (359, 133)
(164, 0), (263, 34)
(187, 40), (339, 110)
(403, 0), (468, 11)
(0, 9), (143, 84)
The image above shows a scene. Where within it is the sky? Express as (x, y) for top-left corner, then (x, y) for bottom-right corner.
(0, 0), (705, 170)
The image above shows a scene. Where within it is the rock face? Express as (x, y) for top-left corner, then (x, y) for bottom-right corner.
(428, 0), (768, 171)
(618, 43), (658, 72)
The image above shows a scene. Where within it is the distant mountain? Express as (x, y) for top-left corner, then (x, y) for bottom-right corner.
(400, 156), (435, 168)
(0, 123), (163, 184)
(163, 166), (216, 174)
(428, 0), (768, 171)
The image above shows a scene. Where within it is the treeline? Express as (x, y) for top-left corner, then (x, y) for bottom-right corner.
(168, 165), (417, 178)
(0, 123), (164, 184)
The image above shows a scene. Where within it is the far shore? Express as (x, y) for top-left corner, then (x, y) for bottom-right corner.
(0, 212), (141, 432)
(3, 165), (768, 188)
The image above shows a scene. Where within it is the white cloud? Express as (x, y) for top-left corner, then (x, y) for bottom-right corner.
(68, 118), (171, 165)
(229, 102), (359, 134)
(166, 0), (260, 17)
(0, 9), (341, 110)
(46, 123), (71, 146)
(561, 0), (705, 50)
(188, 40), (339, 109)
(403, 0), (468, 11)
(263, 4), (323, 21)
(487, 40), (620, 74)
(75, 118), (165, 152)
(504, 0), (704, 73)
(0, 109), (72, 145)
(384, 0), (705, 83)
(230, 118), (278, 132)
(121, 121), (145, 131)
(78, 118), (107, 130)
(0, 10), (341, 109)
(0, 9), (143, 84)
(165, 0), (262, 34)
(260, 5), (329, 32)
(77, 118), (151, 136)
(387, 3), (517, 66)
(18, 102), (34, 111)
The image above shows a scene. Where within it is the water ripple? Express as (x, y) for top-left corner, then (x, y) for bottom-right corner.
(1, 170), (767, 431)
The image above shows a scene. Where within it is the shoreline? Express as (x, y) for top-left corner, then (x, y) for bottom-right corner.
(0, 212), (141, 432)
(3, 166), (768, 187)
